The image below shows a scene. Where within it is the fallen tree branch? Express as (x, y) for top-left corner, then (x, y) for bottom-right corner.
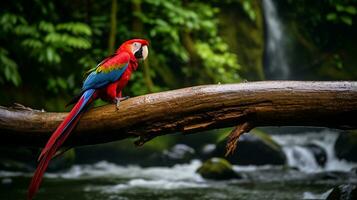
(1, 81), (357, 148)
(225, 122), (253, 156)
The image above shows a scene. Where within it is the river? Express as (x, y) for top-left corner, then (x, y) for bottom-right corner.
(1, 129), (356, 200)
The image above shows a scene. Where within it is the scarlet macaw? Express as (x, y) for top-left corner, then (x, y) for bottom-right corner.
(28, 39), (149, 200)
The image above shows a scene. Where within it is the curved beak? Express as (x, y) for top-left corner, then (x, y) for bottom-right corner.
(141, 45), (148, 60)
(134, 45), (149, 61)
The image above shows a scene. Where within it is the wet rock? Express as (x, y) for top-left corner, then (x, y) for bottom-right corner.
(335, 131), (357, 162)
(202, 144), (216, 155)
(76, 140), (164, 167)
(0, 147), (37, 172)
(161, 144), (195, 166)
(0, 160), (32, 172)
(304, 143), (327, 167)
(199, 144), (217, 160)
(1, 178), (12, 185)
(0, 146), (76, 172)
(351, 167), (357, 175)
(75, 137), (195, 167)
(282, 165), (299, 171)
(326, 184), (357, 200)
(212, 130), (286, 165)
(312, 171), (352, 181)
(197, 158), (241, 180)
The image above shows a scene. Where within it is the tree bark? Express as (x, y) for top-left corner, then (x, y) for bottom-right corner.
(108, 0), (117, 54)
(0, 81), (356, 148)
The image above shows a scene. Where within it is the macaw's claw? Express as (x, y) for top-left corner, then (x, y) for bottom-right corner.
(114, 96), (130, 110)
(120, 96), (130, 101)
(114, 97), (121, 110)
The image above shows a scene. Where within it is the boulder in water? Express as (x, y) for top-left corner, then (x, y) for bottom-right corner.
(304, 143), (327, 167)
(0, 146), (76, 172)
(211, 130), (286, 165)
(351, 167), (357, 175)
(75, 139), (164, 166)
(326, 184), (357, 200)
(0, 147), (37, 172)
(161, 144), (196, 166)
(312, 171), (353, 181)
(76, 137), (195, 167)
(334, 131), (357, 162)
(0, 159), (32, 172)
(200, 144), (217, 160)
(197, 158), (241, 180)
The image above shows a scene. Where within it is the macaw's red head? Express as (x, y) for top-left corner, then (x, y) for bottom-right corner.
(117, 39), (149, 61)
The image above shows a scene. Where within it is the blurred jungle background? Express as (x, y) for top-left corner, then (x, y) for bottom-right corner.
(0, 0), (356, 200)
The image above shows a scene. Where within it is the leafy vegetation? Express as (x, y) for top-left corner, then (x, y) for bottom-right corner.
(0, 0), (243, 109)
(0, 0), (356, 110)
(280, 0), (357, 79)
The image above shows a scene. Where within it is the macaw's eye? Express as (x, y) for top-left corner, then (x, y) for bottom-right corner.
(132, 42), (142, 53)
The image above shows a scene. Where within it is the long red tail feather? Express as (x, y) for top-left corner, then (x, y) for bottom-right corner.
(38, 97), (84, 161)
(27, 115), (81, 200)
(28, 89), (95, 200)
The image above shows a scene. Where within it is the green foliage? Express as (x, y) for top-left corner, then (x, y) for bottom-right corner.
(0, 5), (93, 95)
(142, 0), (217, 60)
(281, 0), (357, 78)
(135, 0), (241, 89)
(218, 0), (256, 21)
(0, 0), (243, 103)
(16, 21), (92, 64)
(326, 3), (356, 25)
(0, 48), (21, 86)
(241, 0), (256, 21)
(195, 39), (240, 83)
(0, 14), (24, 86)
(56, 23), (92, 36)
(1, 0), (356, 110)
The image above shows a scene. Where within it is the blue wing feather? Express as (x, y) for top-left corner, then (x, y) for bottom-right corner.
(82, 63), (128, 91)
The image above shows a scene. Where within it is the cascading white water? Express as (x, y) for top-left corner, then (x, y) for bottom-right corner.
(272, 130), (356, 173)
(262, 0), (290, 79)
(284, 146), (320, 172)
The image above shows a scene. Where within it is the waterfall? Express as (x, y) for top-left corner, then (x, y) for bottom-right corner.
(262, 0), (290, 79)
(283, 146), (320, 172)
(272, 130), (356, 173)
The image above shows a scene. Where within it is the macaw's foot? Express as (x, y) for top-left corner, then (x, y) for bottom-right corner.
(114, 96), (130, 110)
(114, 97), (120, 110)
(119, 96), (130, 101)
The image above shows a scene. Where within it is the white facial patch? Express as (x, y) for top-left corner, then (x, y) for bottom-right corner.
(132, 42), (142, 54)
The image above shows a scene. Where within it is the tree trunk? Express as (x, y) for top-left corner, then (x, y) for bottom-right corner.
(108, 0), (117, 54)
(131, 0), (154, 92)
(0, 81), (356, 148)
